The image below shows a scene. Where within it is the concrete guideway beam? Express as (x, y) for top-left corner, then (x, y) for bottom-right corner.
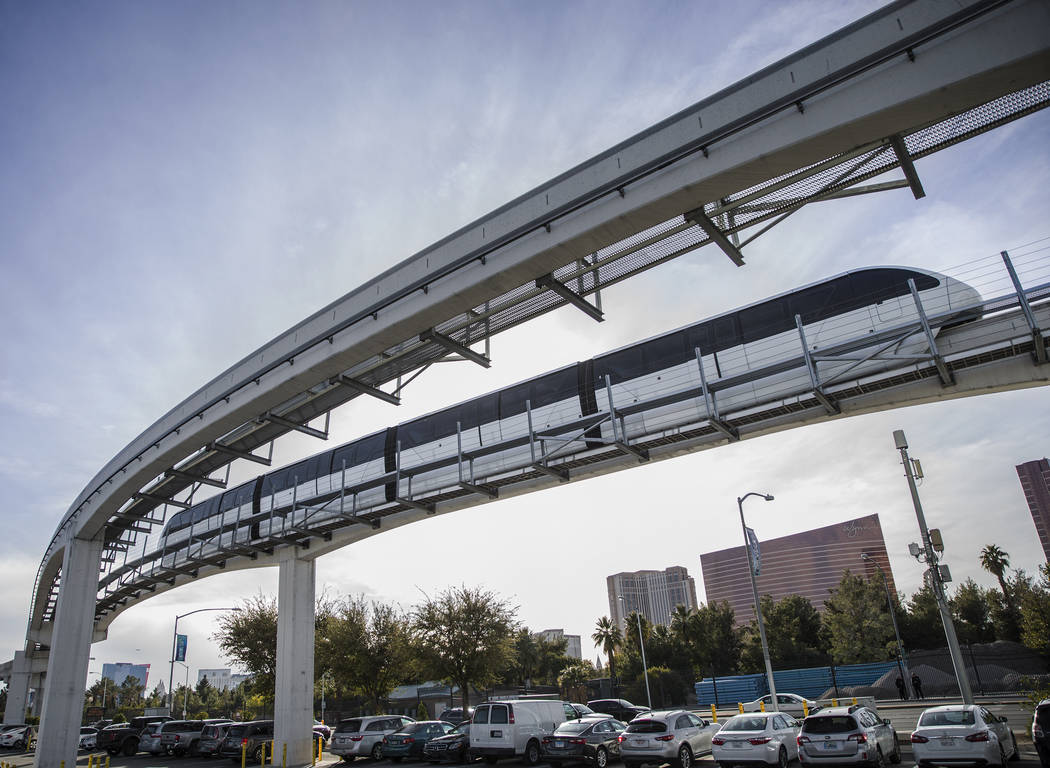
(274, 550), (316, 766)
(35, 533), (102, 768)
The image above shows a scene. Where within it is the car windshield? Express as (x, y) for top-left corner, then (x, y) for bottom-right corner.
(722, 716), (770, 732)
(402, 723), (427, 734)
(919, 711), (976, 727)
(803, 717), (857, 734)
(1036, 705), (1050, 728)
(227, 725), (247, 737)
(555, 722), (591, 735)
(625, 720), (667, 734)
(336, 719), (363, 734)
(452, 723), (469, 735)
(575, 705), (597, 715)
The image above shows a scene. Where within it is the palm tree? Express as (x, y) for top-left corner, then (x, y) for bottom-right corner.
(980, 544), (1012, 601)
(592, 616), (622, 691)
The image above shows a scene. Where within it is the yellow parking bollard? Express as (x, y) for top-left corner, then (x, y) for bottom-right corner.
(832, 698), (838, 707)
(241, 742), (248, 768)
(803, 702), (809, 717)
(711, 704), (718, 723)
(88, 755), (94, 768)
(760, 701), (766, 712)
(738, 702), (744, 713)
(261, 741), (268, 767)
(851, 697), (857, 706)
(283, 742), (288, 768)
(106, 756), (111, 768)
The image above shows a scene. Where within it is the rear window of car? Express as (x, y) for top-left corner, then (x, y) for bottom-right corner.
(227, 725), (247, 737)
(490, 706), (510, 725)
(474, 707), (490, 724)
(803, 716), (857, 734)
(403, 723), (426, 734)
(1036, 705), (1050, 727)
(554, 722), (591, 735)
(161, 722), (184, 732)
(723, 716), (769, 732)
(919, 711), (975, 727)
(337, 719), (363, 734)
(625, 720), (667, 734)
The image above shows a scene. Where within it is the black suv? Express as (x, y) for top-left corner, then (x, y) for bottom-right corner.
(219, 721), (274, 762)
(586, 699), (650, 723)
(98, 716), (172, 756)
(1033, 698), (1049, 767)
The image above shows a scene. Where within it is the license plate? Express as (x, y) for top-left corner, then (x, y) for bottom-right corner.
(491, 730), (502, 738)
(823, 742), (837, 750)
(632, 738), (647, 747)
(940, 739), (954, 746)
(731, 742), (745, 748)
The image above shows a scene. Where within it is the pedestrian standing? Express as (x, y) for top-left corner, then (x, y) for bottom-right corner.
(912, 673), (924, 699)
(895, 676), (907, 700)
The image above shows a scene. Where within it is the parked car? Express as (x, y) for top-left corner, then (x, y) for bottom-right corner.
(99, 715), (171, 756)
(711, 712), (802, 768)
(470, 699), (568, 764)
(423, 721), (473, 764)
(79, 726), (99, 750)
(384, 720), (457, 762)
(743, 694), (821, 717)
(330, 715), (416, 761)
(1034, 698), (1050, 767)
(439, 708), (476, 725)
(588, 699), (651, 723)
(910, 704), (1018, 767)
(161, 718), (233, 756)
(797, 705), (900, 767)
(565, 704), (614, 721)
(138, 721), (167, 756)
(619, 710), (721, 768)
(0, 725), (36, 750)
(198, 722), (231, 756)
(218, 720), (275, 762)
(542, 716), (626, 768)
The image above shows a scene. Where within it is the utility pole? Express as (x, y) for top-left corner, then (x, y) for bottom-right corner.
(893, 429), (973, 704)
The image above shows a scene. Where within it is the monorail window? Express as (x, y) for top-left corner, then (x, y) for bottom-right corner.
(739, 299), (789, 345)
(710, 315), (740, 350)
(330, 431), (386, 472)
(787, 277), (853, 325)
(595, 330), (690, 385)
(191, 495), (220, 525)
(499, 367), (577, 419)
(219, 481), (254, 513)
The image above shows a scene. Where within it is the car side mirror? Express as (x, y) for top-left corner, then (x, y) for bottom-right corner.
(883, 719), (892, 726)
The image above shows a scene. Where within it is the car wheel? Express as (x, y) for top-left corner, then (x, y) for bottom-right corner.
(372, 743), (384, 761)
(123, 740), (138, 757)
(595, 746), (609, 768)
(871, 747), (885, 768)
(778, 747), (788, 768)
(252, 745), (264, 763)
(995, 743), (1007, 768)
(678, 744), (693, 768)
(525, 740), (541, 766)
(889, 738), (901, 764)
(1009, 733), (1020, 761)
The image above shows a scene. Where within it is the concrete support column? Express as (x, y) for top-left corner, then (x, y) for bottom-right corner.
(35, 533), (103, 768)
(3, 651), (31, 725)
(274, 550), (315, 766)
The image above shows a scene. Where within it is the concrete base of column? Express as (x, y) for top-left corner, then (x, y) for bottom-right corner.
(35, 533), (103, 768)
(274, 549), (315, 766)
(3, 651), (30, 725)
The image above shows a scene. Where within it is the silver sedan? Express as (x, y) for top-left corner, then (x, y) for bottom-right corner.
(712, 712), (802, 768)
(910, 704), (1018, 767)
(620, 710), (721, 768)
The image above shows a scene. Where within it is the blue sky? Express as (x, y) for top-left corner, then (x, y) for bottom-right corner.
(2, 0), (1048, 687)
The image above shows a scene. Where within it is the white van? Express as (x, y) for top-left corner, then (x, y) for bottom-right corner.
(470, 699), (567, 765)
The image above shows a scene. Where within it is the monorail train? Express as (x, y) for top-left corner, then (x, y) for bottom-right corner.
(158, 266), (980, 555)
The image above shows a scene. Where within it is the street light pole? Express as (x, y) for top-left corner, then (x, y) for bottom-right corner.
(738, 491), (778, 711)
(893, 430), (973, 704)
(618, 595), (652, 710)
(167, 606), (241, 713)
(860, 553), (914, 699)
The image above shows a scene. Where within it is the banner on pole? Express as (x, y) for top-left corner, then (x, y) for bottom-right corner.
(175, 633), (188, 662)
(745, 526), (761, 576)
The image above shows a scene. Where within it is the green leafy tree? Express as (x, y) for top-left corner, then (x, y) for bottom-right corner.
(592, 617), (622, 688)
(319, 595), (415, 714)
(413, 585), (517, 709)
(508, 629), (540, 687)
(213, 595), (279, 700)
(535, 635), (570, 686)
(117, 674), (145, 709)
(980, 544), (1020, 640)
(739, 595), (827, 672)
(900, 583), (944, 651)
(1017, 564), (1050, 655)
(823, 571), (893, 664)
(558, 659), (595, 702)
(951, 579), (994, 643)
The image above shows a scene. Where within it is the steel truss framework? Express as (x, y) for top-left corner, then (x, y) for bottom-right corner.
(30, 81), (1050, 634)
(83, 252), (1050, 625)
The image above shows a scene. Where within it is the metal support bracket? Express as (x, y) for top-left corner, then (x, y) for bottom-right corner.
(890, 134), (926, 200)
(457, 423), (498, 499)
(420, 328), (491, 368)
(685, 207), (745, 266)
(795, 315), (841, 414)
(536, 274), (605, 322)
(603, 376), (649, 462)
(164, 468), (227, 489)
(208, 441), (273, 466)
(907, 280), (954, 386)
(132, 492), (191, 510)
(1002, 250), (1047, 364)
(262, 411), (329, 440)
(334, 374), (401, 405)
(695, 348), (739, 440)
(526, 400), (569, 481)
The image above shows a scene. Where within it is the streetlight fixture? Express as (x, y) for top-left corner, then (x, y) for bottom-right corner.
(174, 661), (191, 719)
(617, 595), (652, 710)
(892, 430), (973, 704)
(87, 668), (108, 714)
(860, 553), (914, 699)
(738, 491), (778, 711)
(168, 606), (241, 712)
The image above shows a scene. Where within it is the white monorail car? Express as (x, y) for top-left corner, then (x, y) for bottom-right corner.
(158, 266), (979, 557)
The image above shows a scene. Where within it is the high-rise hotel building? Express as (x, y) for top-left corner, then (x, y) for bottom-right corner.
(607, 566), (698, 630)
(1016, 458), (1050, 562)
(700, 513), (895, 626)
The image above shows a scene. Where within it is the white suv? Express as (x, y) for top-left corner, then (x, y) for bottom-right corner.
(619, 710), (721, 768)
(330, 715), (415, 761)
(797, 705), (900, 768)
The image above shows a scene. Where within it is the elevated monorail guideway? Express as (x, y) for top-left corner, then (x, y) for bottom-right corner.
(14, 0), (1050, 764)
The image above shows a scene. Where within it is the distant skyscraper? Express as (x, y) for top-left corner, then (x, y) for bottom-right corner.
(101, 662), (151, 688)
(700, 513), (895, 626)
(535, 629), (583, 659)
(1016, 458), (1050, 562)
(607, 566), (698, 630)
